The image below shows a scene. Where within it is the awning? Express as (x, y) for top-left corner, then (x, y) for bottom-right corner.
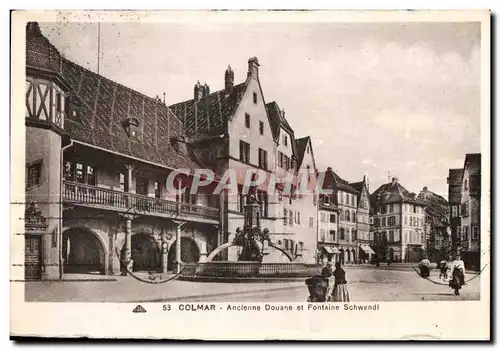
(360, 245), (375, 254)
(323, 246), (340, 254)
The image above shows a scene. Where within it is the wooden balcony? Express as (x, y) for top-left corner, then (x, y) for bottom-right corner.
(63, 181), (220, 224)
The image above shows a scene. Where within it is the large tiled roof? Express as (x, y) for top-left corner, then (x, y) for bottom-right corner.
(28, 22), (204, 172)
(370, 179), (425, 207)
(169, 83), (247, 137)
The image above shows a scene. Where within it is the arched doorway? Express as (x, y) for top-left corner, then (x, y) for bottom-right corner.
(167, 237), (200, 271)
(63, 227), (105, 274)
(131, 234), (161, 272)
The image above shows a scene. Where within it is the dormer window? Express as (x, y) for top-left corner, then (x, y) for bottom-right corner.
(122, 117), (140, 138)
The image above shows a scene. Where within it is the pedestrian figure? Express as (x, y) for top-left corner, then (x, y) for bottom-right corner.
(418, 258), (431, 278)
(439, 260), (449, 281)
(449, 254), (465, 295)
(321, 261), (334, 277)
(331, 262), (350, 302)
(387, 257), (392, 267)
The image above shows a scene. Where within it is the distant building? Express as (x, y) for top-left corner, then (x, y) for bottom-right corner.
(317, 191), (341, 264)
(319, 167), (360, 264)
(350, 177), (375, 263)
(417, 187), (451, 262)
(447, 169), (464, 253)
(458, 154), (481, 270)
(370, 177), (426, 262)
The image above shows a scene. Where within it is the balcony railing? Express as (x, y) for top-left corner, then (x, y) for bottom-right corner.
(63, 181), (220, 222)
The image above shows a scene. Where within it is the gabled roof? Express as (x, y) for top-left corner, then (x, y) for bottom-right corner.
(349, 177), (369, 203)
(29, 22), (204, 172)
(370, 178), (425, 207)
(320, 167), (360, 199)
(417, 187), (449, 228)
(169, 82), (247, 138)
(266, 101), (294, 139)
(295, 137), (309, 168)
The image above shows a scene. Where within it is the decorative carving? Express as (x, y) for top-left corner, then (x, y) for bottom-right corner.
(24, 202), (48, 232)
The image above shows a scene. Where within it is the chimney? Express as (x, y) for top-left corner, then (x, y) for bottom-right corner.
(423, 186), (428, 191)
(247, 57), (260, 79)
(203, 83), (210, 97)
(194, 81), (202, 101)
(391, 177), (398, 186)
(327, 166), (332, 172)
(224, 65), (234, 95)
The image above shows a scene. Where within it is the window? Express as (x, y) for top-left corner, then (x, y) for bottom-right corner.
(259, 121), (264, 135)
(351, 195), (355, 206)
(306, 145), (310, 154)
(329, 214), (336, 223)
(352, 211), (356, 223)
(75, 162), (84, 183)
(457, 226), (461, 239)
(380, 205), (387, 214)
(296, 212), (300, 224)
(472, 226), (479, 240)
(352, 229), (357, 241)
(389, 230), (394, 242)
(320, 228), (326, 241)
(340, 228), (345, 240)
(257, 190), (268, 217)
(463, 226), (469, 240)
(289, 210), (293, 227)
(324, 196), (330, 205)
(389, 204), (394, 213)
(413, 205), (417, 213)
(86, 165), (96, 186)
(283, 208), (288, 226)
(278, 152), (283, 167)
(245, 113), (250, 128)
(320, 212), (326, 222)
(119, 172), (127, 192)
(338, 192), (343, 204)
(65, 160), (97, 186)
(374, 218), (380, 227)
(389, 216), (396, 226)
(309, 217), (314, 228)
(56, 92), (62, 112)
(464, 179), (468, 190)
(464, 202), (469, 217)
(329, 230), (336, 242)
(136, 176), (148, 196)
(345, 210), (350, 221)
(283, 134), (288, 146)
(258, 148), (268, 170)
(452, 205), (457, 218)
(283, 155), (290, 170)
(26, 161), (42, 188)
(239, 140), (250, 163)
(381, 217), (386, 227)
(404, 216), (408, 225)
(253, 92), (257, 104)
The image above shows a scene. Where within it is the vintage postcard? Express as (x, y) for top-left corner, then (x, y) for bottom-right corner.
(10, 10), (491, 340)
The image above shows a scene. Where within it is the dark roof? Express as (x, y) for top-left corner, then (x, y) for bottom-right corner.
(169, 83), (247, 138)
(349, 179), (368, 202)
(370, 178), (426, 207)
(295, 137), (310, 168)
(447, 168), (463, 203)
(320, 167), (360, 197)
(463, 153), (481, 196)
(266, 101), (294, 139)
(417, 188), (449, 228)
(29, 22), (204, 172)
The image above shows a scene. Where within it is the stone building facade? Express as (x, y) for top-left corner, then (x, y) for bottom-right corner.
(24, 23), (319, 280)
(370, 177), (426, 262)
(350, 177), (375, 263)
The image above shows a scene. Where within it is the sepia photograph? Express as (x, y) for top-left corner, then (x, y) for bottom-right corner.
(11, 9), (491, 340)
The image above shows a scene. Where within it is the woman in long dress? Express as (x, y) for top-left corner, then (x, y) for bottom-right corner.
(332, 262), (350, 302)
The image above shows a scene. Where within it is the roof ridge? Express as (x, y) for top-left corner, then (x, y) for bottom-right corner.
(170, 81), (247, 108)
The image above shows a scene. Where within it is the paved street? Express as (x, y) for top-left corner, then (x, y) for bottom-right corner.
(24, 266), (480, 303)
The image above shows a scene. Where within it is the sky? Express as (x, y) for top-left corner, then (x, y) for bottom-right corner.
(39, 20), (481, 199)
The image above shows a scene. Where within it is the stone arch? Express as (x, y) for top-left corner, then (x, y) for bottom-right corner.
(131, 233), (162, 272)
(167, 236), (200, 270)
(62, 226), (108, 274)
